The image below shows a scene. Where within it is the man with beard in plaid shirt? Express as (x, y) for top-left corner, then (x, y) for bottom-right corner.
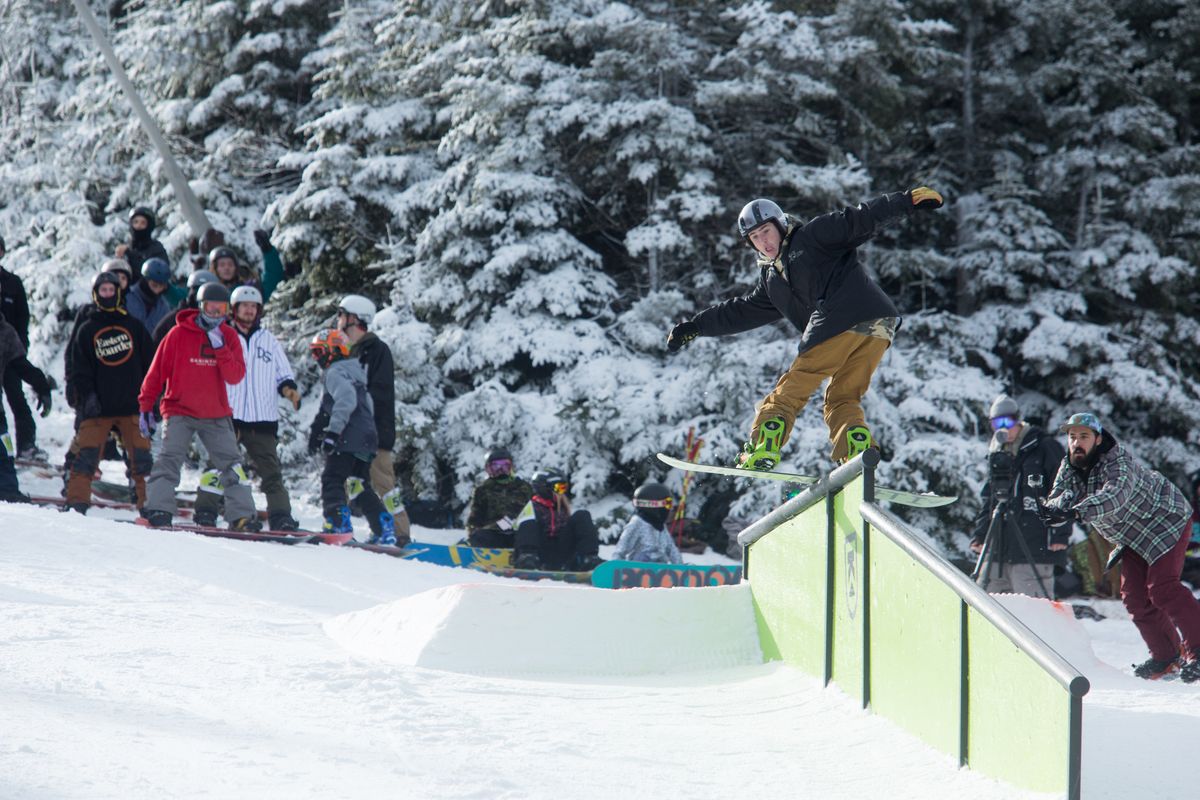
(1043, 413), (1200, 682)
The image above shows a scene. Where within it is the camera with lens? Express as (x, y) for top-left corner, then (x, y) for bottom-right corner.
(988, 429), (1015, 501)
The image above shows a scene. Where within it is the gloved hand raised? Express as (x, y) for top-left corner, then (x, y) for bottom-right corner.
(667, 320), (700, 353)
(253, 229), (273, 254)
(909, 187), (944, 210)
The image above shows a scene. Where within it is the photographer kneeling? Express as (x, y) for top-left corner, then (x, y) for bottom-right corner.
(970, 395), (1069, 598)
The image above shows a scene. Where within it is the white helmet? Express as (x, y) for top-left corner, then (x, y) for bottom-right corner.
(337, 294), (376, 326)
(230, 285), (263, 306)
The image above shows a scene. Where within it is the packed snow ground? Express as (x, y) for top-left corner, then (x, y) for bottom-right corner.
(2, 498), (1197, 800)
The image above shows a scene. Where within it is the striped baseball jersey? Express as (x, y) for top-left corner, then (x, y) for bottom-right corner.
(227, 324), (295, 423)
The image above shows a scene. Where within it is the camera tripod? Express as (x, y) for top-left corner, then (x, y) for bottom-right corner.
(971, 493), (1053, 599)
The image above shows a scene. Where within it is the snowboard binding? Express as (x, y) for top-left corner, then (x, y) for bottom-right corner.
(843, 425), (873, 464)
(737, 417), (785, 471)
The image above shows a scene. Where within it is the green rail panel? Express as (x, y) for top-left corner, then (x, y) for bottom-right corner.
(829, 483), (864, 703)
(966, 607), (1074, 793)
(868, 531), (963, 757)
(748, 503), (827, 675)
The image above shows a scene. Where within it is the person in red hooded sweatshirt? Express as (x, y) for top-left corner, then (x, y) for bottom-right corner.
(136, 283), (260, 531)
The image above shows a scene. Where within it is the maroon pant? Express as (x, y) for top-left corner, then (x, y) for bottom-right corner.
(1121, 526), (1200, 661)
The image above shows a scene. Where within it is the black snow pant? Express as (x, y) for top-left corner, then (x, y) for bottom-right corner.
(2, 369), (36, 452)
(322, 451), (386, 536)
(515, 510), (600, 570)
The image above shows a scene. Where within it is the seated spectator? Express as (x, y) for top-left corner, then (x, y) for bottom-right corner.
(465, 447), (532, 548)
(513, 470), (602, 571)
(612, 483), (682, 564)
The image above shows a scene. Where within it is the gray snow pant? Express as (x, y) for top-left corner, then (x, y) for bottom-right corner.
(145, 416), (254, 522)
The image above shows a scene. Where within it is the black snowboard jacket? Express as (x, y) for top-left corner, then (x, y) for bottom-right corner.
(693, 192), (911, 355)
(354, 332), (396, 452)
(971, 424), (1069, 565)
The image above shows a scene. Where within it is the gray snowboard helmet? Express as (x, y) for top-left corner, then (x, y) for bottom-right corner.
(737, 198), (786, 240)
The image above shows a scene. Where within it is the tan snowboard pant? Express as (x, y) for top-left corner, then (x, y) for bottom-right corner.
(751, 331), (890, 463)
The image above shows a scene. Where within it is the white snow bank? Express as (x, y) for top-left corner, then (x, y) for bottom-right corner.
(991, 594), (1122, 682)
(324, 581), (763, 677)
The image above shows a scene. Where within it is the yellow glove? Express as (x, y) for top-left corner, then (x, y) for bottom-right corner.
(910, 186), (943, 210)
(281, 386), (301, 410)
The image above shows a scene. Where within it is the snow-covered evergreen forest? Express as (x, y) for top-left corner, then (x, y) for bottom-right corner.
(2, 0), (1199, 549)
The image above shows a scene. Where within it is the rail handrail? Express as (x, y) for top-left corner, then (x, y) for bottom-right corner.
(859, 501), (1090, 697)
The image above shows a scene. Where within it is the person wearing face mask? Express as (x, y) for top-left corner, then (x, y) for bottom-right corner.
(62, 272), (154, 514)
(612, 483), (683, 564)
(115, 207), (169, 283)
(136, 282), (259, 532)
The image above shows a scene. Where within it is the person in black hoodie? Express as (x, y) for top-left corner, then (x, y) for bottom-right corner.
(64, 272), (154, 513)
(115, 207), (169, 283)
(968, 394), (1069, 598)
(0, 235), (54, 459)
(512, 470), (602, 571)
(666, 188), (944, 468)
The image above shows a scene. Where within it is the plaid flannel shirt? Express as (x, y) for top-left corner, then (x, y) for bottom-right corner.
(1047, 441), (1188, 564)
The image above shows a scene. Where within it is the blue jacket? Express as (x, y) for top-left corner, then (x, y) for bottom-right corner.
(125, 280), (173, 337)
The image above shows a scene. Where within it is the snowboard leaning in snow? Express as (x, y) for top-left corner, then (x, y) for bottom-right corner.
(656, 453), (957, 508)
(590, 560), (742, 589)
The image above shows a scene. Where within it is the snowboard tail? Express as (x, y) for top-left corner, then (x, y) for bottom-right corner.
(656, 453), (956, 508)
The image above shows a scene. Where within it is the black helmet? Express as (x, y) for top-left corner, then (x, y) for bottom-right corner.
(129, 206), (156, 230)
(737, 198), (786, 240)
(186, 269), (218, 289)
(484, 447), (514, 478)
(92, 270), (123, 310)
(485, 446), (513, 464)
(196, 282), (231, 305)
(207, 246), (238, 273)
(530, 469), (568, 498)
(632, 482), (672, 509)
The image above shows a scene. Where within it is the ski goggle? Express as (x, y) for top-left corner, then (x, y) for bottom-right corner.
(485, 459), (513, 477)
(552, 481), (570, 495)
(201, 300), (229, 317)
(990, 415), (1017, 431)
(633, 497), (674, 510)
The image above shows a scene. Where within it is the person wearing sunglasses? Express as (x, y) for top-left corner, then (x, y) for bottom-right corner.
(465, 447), (533, 548)
(968, 394), (1068, 598)
(512, 469), (602, 571)
(612, 483), (683, 564)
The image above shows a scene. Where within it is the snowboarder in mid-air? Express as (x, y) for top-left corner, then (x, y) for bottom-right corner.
(666, 188), (943, 468)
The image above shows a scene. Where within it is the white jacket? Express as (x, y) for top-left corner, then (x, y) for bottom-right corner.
(226, 324), (295, 423)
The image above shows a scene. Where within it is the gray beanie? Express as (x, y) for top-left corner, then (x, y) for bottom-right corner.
(988, 394), (1020, 419)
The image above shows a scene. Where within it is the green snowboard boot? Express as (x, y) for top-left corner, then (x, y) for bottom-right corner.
(737, 417), (785, 471)
(844, 425), (873, 463)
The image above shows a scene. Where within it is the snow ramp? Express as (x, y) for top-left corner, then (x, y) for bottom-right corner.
(324, 581), (762, 677)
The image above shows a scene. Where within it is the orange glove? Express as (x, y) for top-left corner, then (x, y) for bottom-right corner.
(910, 187), (943, 210)
(281, 386), (301, 410)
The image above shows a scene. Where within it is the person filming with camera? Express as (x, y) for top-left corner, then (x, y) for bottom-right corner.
(970, 395), (1069, 598)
